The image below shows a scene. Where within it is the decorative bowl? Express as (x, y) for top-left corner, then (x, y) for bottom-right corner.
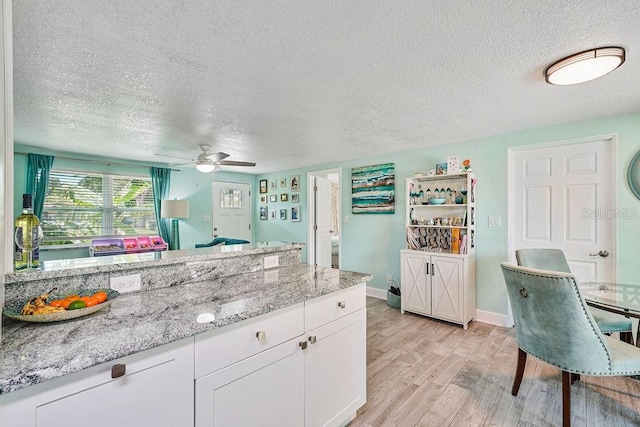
(430, 198), (446, 205)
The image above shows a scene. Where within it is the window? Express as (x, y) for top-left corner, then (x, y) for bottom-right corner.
(42, 170), (157, 245)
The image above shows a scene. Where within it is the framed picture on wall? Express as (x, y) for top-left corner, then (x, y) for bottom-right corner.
(280, 209), (287, 220)
(280, 193), (288, 202)
(270, 179), (277, 191)
(291, 205), (301, 222)
(280, 177), (287, 187)
(292, 194), (299, 203)
(270, 194), (277, 202)
(260, 195), (267, 204)
(270, 210), (276, 220)
(259, 180), (268, 194)
(291, 175), (300, 192)
(260, 206), (268, 220)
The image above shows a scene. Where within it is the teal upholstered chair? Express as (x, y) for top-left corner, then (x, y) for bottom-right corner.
(515, 248), (633, 344)
(501, 263), (640, 427)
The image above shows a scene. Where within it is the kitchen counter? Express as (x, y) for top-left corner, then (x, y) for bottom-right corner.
(0, 264), (371, 395)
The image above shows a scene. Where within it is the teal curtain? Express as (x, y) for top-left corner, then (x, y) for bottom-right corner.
(150, 167), (172, 245)
(26, 153), (55, 218)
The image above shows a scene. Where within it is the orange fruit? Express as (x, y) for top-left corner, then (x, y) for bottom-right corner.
(93, 291), (108, 303)
(80, 296), (100, 307)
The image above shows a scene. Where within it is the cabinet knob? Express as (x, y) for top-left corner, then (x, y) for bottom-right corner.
(337, 301), (346, 309)
(111, 364), (126, 379)
(308, 335), (317, 344)
(256, 331), (266, 341)
(299, 341), (308, 350)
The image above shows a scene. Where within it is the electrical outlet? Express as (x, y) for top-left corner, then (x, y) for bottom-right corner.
(386, 275), (393, 284)
(488, 216), (502, 227)
(110, 273), (141, 293)
(264, 255), (279, 269)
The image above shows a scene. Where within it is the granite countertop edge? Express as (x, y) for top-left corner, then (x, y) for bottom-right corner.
(0, 264), (371, 395)
(5, 242), (305, 283)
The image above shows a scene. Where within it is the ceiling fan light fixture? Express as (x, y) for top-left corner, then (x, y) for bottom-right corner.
(545, 47), (625, 85)
(196, 160), (216, 173)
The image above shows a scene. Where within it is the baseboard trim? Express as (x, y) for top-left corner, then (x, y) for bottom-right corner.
(366, 286), (387, 300)
(366, 287), (513, 328)
(475, 309), (513, 328)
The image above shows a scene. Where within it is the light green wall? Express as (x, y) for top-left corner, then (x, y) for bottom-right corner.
(254, 111), (640, 316)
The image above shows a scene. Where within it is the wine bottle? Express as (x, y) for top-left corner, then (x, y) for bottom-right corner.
(14, 194), (42, 270)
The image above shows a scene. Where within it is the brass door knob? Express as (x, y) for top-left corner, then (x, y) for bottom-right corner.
(111, 364), (126, 379)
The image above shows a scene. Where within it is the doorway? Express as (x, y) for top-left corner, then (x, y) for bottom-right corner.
(307, 169), (341, 268)
(211, 181), (252, 242)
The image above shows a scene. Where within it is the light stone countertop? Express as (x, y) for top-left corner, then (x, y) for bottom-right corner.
(0, 264), (371, 395)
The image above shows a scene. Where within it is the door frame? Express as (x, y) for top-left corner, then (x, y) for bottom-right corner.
(507, 134), (618, 325)
(306, 168), (342, 268)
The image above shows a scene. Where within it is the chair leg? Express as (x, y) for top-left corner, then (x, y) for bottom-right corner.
(621, 331), (634, 345)
(562, 370), (571, 427)
(512, 348), (527, 396)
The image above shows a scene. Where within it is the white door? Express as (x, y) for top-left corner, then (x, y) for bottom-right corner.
(509, 138), (615, 281)
(431, 256), (462, 323)
(211, 181), (251, 242)
(305, 309), (366, 427)
(400, 251), (431, 315)
(195, 338), (305, 427)
(315, 176), (332, 268)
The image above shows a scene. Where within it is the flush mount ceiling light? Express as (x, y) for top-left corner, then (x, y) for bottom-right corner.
(545, 46), (625, 85)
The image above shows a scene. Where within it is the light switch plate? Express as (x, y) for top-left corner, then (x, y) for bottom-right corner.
(488, 216), (502, 227)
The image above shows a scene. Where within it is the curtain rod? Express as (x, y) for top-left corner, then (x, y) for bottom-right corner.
(14, 151), (182, 172)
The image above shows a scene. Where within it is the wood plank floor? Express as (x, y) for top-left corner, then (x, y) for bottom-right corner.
(349, 297), (640, 427)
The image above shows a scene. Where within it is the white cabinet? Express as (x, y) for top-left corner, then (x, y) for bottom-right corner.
(0, 338), (194, 427)
(194, 284), (367, 427)
(304, 285), (366, 427)
(401, 250), (475, 329)
(195, 337), (305, 427)
(402, 172), (476, 329)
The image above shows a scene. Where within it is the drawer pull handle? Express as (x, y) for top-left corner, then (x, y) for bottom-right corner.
(308, 335), (317, 344)
(299, 341), (308, 350)
(256, 331), (266, 341)
(338, 301), (346, 309)
(111, 364), (126, 379)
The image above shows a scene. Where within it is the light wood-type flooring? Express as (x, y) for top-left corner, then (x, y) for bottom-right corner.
(349, 297), (640, 427)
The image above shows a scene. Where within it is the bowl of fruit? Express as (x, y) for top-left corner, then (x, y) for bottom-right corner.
(3, 288), (120, 323)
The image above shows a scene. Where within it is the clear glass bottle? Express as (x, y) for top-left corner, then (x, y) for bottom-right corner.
(14, 194), (42, 270)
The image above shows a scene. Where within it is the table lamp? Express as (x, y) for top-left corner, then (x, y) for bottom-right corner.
(161, 199), (189, 250)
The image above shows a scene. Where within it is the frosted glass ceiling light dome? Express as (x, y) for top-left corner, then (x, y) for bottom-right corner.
(545, 47), (625, 85)
(196, 160), (217, 173)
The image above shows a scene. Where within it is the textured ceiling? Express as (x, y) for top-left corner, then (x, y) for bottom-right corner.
(12, 0), (640, 174)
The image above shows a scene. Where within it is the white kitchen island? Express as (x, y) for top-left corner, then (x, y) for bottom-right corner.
(0, 243), (370, 427)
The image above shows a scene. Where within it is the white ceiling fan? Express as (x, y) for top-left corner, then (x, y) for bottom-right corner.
(155, 144), (256, 172)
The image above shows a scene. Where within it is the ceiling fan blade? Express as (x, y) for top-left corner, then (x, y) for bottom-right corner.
(154, 153), (195, 161)
(219, 160), (256, 167)
(205, 152), (230, 162)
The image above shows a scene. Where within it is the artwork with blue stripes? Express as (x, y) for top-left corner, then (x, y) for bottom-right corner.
(351, 163), (395, 214)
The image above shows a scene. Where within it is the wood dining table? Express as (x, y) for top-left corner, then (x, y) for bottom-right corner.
(580, 281), (640, 347)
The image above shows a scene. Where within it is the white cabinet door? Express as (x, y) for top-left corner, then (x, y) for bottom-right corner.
(0, 339), (194, 427)
(401, 251), (431, 315)
(195, 337), (305, 427)
(431, 256), (463, 323)
(305, 308), (366, 427)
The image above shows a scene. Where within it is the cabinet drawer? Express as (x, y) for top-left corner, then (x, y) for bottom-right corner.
(305, 284), (365, 332)
(195, 304), (304, 378)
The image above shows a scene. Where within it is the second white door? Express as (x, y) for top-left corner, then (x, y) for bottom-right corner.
(509, 137), (615, 281)
(211, 181), (251, 242)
